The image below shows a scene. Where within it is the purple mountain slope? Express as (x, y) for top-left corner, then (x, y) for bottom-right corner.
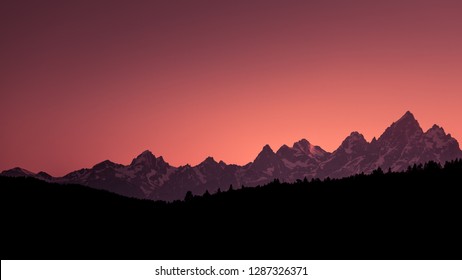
(317, 132), (370, 178)
(276, 139), (330, 180)
(2, 112), (461, 201)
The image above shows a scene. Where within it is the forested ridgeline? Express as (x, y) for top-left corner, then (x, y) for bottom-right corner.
(1, 159), (461, 259)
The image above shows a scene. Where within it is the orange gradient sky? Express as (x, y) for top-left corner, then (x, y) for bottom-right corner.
(1, 0), (462, 176)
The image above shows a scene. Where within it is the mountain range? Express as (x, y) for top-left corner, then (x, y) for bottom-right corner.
(2, 111), (461, 201)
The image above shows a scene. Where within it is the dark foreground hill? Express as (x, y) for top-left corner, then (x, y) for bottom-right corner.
(1, 160), (461, 260)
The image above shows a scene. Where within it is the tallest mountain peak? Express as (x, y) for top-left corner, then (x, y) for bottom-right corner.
(398, 111), (417, 123)
(395, 111), (417, 124)
(377, 111), (423, 146)
(389, 111), (421, 130)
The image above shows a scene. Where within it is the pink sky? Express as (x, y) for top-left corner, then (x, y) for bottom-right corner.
(1, 0), (462, 176)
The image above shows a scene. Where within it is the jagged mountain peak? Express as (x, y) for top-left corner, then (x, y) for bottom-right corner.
(141, 149), (153, 155)
(253, 144), (277, 164)
(128, 150), (171, 176)
(400, 110), (416, 121)
(93, 160), (120, 170)
(262, 144), (274, 153)
(276, 144), (291, 155)
(426, 124), (445, 134)
(293, 138), (310, 148)
(252, 144), (281, 166)
(134, 149), (155, 158)
(204, 156), (216, 162)
(1, 167), (36, 177)
(424, 124), (456, 147)
(131, 150), (158, 165)
(279, 144), (290, 150)
(292, 138), (310, 153)
(337, 132), (368, 155)
(393, 111), (420, 128)
(378, 111), (423, 144)
(251, 144), (275, 159)
(198, 156), (219, 166)
(345, 131), (367, 142)
(290, 138), (328, 159)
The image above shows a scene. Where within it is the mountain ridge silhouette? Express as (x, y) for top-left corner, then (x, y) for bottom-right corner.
(2, 111), (462, 201)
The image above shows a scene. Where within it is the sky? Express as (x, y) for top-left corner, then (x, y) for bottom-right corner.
(1, 0), (462, 176)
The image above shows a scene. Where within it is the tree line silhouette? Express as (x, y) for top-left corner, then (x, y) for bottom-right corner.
(1, 159), (461, 260)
